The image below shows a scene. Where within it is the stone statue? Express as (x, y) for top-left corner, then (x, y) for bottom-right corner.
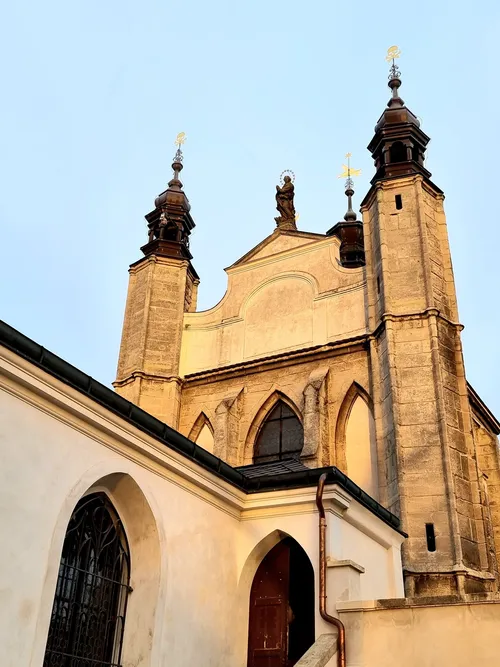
(275, 176), (297, 230)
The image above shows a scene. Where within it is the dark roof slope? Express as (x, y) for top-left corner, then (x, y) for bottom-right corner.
(236, 459), (308, 478)
(0, 319), (403, 534)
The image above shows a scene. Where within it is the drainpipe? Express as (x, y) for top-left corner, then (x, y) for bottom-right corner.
(316, 473), (346, 667)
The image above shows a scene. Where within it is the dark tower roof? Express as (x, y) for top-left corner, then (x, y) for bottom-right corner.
(141, 140), (196, 261)
(367, 58), (432, 184)
(326, 157), (365, 269)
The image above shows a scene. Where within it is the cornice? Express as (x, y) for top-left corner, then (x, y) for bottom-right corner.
(113, 371), (182, 388)
(183, 307), (464, 385)
(360, 173), (445, 211)
(184, 336), (369, 385)
(368, 308), (464, 339)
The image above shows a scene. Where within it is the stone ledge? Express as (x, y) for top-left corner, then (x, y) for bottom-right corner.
(337, 593), (500, 613)
(327, 558), (365, 574)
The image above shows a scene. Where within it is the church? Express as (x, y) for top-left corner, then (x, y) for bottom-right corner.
(1, 54), (500, 667)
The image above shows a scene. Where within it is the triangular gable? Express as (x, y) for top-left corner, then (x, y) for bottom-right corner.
(228, 229), (328, 268)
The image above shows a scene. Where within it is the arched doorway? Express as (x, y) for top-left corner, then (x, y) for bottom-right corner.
(247, 537), (314, 667)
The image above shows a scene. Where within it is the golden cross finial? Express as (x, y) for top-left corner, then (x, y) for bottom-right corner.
(175, 131), (186, 147)
(338, 153), (361, 185)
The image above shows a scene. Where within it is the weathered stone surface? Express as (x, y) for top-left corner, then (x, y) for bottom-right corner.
(115, 171), (500, 598)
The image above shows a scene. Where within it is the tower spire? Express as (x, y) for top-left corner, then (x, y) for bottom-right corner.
(365, 47), (432, 185)
(326, 154), (365, 268)
(386, 45), (404, 108)
(342, 153), (360, 222)
(142, 132), (196, 260)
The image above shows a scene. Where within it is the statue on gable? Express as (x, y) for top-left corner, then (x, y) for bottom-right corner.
(275, 173), (297, 230)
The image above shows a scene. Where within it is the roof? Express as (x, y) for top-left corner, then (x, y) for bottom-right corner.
(236, 459), (308, 478)
(227, 228), (329, 269)
(467, 382), (500, 435)
(0, 319), (402, 534)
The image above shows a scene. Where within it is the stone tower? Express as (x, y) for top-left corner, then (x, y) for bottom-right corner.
(114, 144), (199, 426)
(360, 61), (495, 596)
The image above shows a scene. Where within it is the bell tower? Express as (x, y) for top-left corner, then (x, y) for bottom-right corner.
(114, 137), (199, 427)
(362, 50), (496, 596)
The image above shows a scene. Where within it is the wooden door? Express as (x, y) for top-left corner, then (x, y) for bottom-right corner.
(247, 540), (290, 667)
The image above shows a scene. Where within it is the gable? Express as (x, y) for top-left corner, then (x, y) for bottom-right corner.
(230, 229), (328, 268)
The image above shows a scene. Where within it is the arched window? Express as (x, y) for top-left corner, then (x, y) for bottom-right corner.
(254, 401), (304, 463)
(43, 493), (130, 667)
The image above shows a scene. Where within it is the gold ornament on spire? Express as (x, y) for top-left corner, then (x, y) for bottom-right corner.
(386, 45), (401, 79)
(338, 153), (361, 189)
(175, 131), (187, 146)
(385, 45), (401, 62)
(173, 132), (186, 163)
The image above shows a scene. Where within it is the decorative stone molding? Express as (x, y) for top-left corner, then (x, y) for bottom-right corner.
(302, 368), (329, 460)
(214, 389), (244, 464)
(188, 411), (214, 442)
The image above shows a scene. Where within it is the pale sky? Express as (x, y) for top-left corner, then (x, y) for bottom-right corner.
(1, 0), (499, 415)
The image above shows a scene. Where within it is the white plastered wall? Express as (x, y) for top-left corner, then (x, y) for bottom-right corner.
(0, 346), (404, 667)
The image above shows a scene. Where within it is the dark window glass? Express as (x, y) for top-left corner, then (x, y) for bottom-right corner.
(254, 401), (304, 463)
(43, 493), (130, 667)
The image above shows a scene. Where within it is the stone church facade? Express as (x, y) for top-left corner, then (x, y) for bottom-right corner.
(3, 61), (500, 667)
(114, 67), (500, 600)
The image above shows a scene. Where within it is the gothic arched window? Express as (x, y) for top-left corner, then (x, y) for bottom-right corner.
(43, 493), (130, 667)
(254, 401), (304, 463)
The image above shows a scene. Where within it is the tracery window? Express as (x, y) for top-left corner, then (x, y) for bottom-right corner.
(254, 400), (304, 463)
(43, 493), (130, 667)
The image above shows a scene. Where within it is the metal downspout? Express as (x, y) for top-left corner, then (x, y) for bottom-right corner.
(316, 473), (346, 667)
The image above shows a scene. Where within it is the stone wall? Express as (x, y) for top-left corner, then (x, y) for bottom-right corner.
(474, 416), (500, 576)
(115, 254), (198, 425)
(179, 344), (373, 472)
(361, 175), (493, 594)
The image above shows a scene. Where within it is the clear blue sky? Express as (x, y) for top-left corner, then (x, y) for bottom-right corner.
(1, 1), (499, 415)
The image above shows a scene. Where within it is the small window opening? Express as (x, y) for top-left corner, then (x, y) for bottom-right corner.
(426, 523), (436, 552)
(395, 194), (403, 210)
(389, 141), (407, 164)
(376, 276), (381, 294)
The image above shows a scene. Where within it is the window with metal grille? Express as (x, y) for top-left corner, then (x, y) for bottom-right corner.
(254, 401), (304, 463)
(43, 493), (130, 667)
